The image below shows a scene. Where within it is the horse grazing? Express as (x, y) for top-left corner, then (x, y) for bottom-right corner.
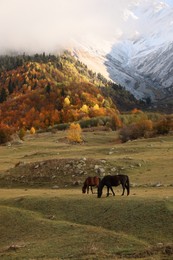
(97, 174), (130, 198)
(82, 176), (100, 194)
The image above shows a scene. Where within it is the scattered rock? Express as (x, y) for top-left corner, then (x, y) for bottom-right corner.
(97, 168), (105, 174)
(124, 157), (133, 160)
(3, 157), (171, 189)
(39, 161), (46, 166)
(7, 244), (26, 251)
(100, 159), (106, 164)
(16, 161), (26, 167)
(65, 164), (71, 168)
(46, 215), (56, 220)
(52, 185), (59, 189)
(156, 183), (163, 187)
(12, 140), (24, 145)
(157, 243), (164, 247)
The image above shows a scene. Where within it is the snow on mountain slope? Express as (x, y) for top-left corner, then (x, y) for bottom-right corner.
(72, 0), (173, 101)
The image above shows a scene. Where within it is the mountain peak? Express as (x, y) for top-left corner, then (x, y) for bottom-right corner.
(71, 0), (173, 104)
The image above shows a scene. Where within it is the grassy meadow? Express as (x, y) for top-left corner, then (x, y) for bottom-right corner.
(0, 130), (173, 259)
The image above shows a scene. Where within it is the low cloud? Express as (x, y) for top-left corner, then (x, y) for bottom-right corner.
(1, 0), (167, 54)
(0, 0), (137, 54)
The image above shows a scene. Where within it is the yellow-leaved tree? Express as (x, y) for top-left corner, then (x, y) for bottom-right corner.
(67, 123), (82, 143)
(64, 97), (70, 107)
(93, 104), (99, 110)
(80, 104), (89, 114)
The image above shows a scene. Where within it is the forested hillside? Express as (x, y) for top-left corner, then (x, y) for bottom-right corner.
(0, 51), (140, 131)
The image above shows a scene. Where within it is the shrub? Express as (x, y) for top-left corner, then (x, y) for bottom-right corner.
(119, 119), (153, 142)
(120, 111), (148, 126)
(18, 128), (26, 140)
(138, 119), (153, 135)
(67, 123), (82, 143)
(111, 114), (122, 130)
(0, 123), (13, 144)
(119, 124), (139, 142)
(153, 117), (172, 135)
(30, 127), (36, 134)
(146, 112), (163, 122)
(54, 123), (69, 130)
(79, 117), (99, 128)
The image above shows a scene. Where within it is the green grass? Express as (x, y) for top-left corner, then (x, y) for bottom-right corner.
(0, 188), (173, 260)
(0, 131), (173, 259)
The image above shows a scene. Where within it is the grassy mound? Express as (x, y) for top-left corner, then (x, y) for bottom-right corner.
(0, 189), (173, 259)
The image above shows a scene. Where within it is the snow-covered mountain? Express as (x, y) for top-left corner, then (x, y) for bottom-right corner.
(71, 0), (173, 101)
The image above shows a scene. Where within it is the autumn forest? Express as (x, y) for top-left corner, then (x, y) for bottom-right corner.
(0, 51), (172, 144)
(0, 52), (120, 128)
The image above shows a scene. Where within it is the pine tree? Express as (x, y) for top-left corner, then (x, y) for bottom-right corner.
(0, 87), (7, 103)
(8, 78), (14, 94)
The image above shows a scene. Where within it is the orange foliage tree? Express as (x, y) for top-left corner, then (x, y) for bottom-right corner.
(67, 123), (82, 143)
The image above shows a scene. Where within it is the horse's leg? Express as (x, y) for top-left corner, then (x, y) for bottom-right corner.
(121, 183), (125, 196)
(91, 186), (93, 194)
(125, 183), (128, 195)
(106, 184), (115, 196)
(110, 186), (115, 196)
(106, 186), (109, 197)
(87, 185), (89, 194)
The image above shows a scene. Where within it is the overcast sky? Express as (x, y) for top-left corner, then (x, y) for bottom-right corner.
(0, 0), (136, 53)
(0, 0), (172, 54)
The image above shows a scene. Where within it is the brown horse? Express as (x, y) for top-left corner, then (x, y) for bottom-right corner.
(97, 174), (130, 198)
(82, 176), (100, 194)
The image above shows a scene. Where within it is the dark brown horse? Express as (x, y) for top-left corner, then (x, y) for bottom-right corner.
(82, 176), (100, 194)
(97, 174), (130, 198)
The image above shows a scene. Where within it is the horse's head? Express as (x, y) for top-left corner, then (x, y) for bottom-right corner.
(82, 186), (86, 193)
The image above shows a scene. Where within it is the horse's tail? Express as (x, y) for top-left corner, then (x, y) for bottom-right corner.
(126, 176), (130, 195)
